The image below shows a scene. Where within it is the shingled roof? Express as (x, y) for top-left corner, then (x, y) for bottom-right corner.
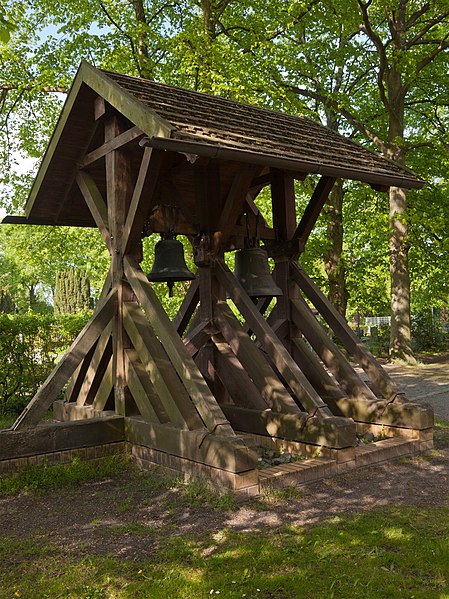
(104, 69), (421, 189)
(7, 61), (422, 227)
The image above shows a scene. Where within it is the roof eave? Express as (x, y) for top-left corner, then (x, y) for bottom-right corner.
(144, 137), (424, 190)
(25, 62), (174, 218)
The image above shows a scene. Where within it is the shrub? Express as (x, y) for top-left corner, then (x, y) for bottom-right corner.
(0, 312), (91, 419)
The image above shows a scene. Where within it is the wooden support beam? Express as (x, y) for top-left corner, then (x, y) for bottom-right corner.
(216, 260), (333, 416)
(63, 344), (96, 404)
(183, 320), (211, 357)
(173, 278), (200, 335)
(124, 255), (234, 436)
(291, 337), (346, 402)
(213, 166), (258, 251)
(79, 126), (143, 168)
(92, 356), (114, 411)
(293, 176), (336, 252)
(270, 168), (297, 240)
(213, 339), (269, 411)
(221, 405), (355, 448)
(290, 262), (402, 401)
(291, 295), (377, 401)
(214, 302), (301, 415)
(75, 324), (113, 407)
(76, 171), (111, 251)
(125, 417), (257, 474)
(124, 349), (170, 423)
(123, 302), (200, 430)
(122, 147), (164, 255)
(11, 290), (117, 430)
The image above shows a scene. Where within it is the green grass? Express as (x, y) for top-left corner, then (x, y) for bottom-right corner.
(0, 455), (129, 496)
(0, 506), (448, 598)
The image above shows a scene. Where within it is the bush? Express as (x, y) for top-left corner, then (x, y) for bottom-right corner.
(412, 309), (448, 352)
(0, 312), (91, 418)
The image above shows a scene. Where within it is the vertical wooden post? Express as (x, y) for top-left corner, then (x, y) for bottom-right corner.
(105, 116), (134, 416)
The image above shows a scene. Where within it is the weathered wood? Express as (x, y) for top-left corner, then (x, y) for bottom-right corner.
(75, 323), (112, 407)
(293, 176), (336, 252)
(183, 320), (211, 357)
(1, 416), (125, 460)
(92, 355), (114, 411)
(291, 337), (346, 402)
(63, 346), (94, 405)
(76, 171), (111, 250)
(290, 262), (402, 401)
(123, 302), (200, 430)
(221, 405), (355, 448)
(214, 166), (258, 251)
(270, 169), (297, 240)
(79, 125), (143, 168)
(105, 116), (134, 416)
(11, 289), (117, 430)
(213, 339), (269, 410)
(290, 295), (377, 401)
(214, 301), (301, 415)
(124, 255), (235, 435)
(122, 147), (165, 255)
(125, 349), (170, 423)
(173, 278), (200, 335)
(216, 260), (333, 416)
(125, 417), (257, 473)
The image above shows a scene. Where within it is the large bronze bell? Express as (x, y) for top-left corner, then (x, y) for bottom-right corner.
(147, 238), (195, 296)
(234, 247), (282, 298)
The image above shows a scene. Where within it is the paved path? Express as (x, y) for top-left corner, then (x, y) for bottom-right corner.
(382, 361), (449, 421)
(356, 358), (449, 421)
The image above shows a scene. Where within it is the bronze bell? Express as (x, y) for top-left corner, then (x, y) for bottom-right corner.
(147, 238), (195, 296)
(234, 247), (283, 298)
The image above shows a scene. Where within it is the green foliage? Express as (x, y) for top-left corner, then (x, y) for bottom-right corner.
(0, 311), (90, 417)
(0, 455), (129, 496)
(412, 309), (449, 353)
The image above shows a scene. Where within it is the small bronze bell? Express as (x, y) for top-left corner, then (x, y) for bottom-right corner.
(234, 247), (282, 298)
(147, 238), (195, 296)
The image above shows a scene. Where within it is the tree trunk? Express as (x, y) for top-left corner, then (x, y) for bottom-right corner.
(386, 74), (415, 363)
(323, 179), (347, 316)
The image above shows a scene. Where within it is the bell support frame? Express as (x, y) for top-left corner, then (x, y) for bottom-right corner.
(1, 69), (433, 488)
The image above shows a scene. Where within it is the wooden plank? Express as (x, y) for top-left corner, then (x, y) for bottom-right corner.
(122, 147), (165, 255)
(125, 418), (257, 474)
(270, 169), (297, 240)
(173, 278), (200, 335)
(64, 351), (91, 404)
(76, 171), (111, 251)
(221, 405), (355, 448)
(105, 115), (134, 417)
(214, 302), (301, 415)
(11, 289), (117, 430)
(290, 295), (377, 401)
(213, 165), (258, 251)
(293, 176), (336, 252)
(183, 320), (210, 357)
(291, 337), (346, 402)
(79, 125), (143, 168)
(92, 355), (114, 411)
(123, 302), (202, 430)
(216, 260), (333, 416)
(290, 262), (402, 401)
(125, 349), (169, 423)
(1, 417), (125, 459)
(76, 324), (112, 406)
(213, 339), (269, 410)
(124, 255), (235, 435)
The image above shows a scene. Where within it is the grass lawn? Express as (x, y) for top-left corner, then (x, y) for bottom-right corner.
(0, 456), (448, 599)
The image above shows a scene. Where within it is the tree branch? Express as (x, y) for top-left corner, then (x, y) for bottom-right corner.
(284, 82), (387, 152)
(405, 10), (449, 49)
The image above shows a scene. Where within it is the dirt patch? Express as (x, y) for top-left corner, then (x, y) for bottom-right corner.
(0, 424), (447, 560)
